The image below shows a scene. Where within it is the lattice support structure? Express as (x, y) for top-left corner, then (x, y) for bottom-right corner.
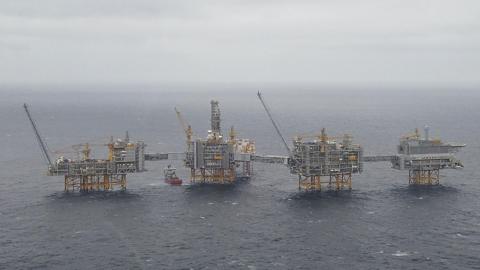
(298, 172), (352, 192)
(329, 173), (352, 191)
(298, 175), (322, 191)
(408, 169), (440, 185)
(190, 168), (236, 184)
(64, 174), (127, 192)
(242, 161), (252, 178)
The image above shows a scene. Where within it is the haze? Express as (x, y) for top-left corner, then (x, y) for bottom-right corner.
(1, 0), (479, 86)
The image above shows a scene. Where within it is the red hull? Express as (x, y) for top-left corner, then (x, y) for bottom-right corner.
(165, 178), (183, 186)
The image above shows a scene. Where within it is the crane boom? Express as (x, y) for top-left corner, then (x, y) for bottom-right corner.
(23, 103), (52, 166)
(174, 107), (193, 142)
(256, 91), (292, 155)
(174, 107), (187, 132)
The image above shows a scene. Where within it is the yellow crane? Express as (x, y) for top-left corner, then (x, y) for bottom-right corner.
(229, 126), (236, 144)
(174, 107), (193, 146)
(294, 128), (330, 142)
(53, 142), (107, 160)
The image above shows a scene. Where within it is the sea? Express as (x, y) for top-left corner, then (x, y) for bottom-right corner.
(0, 84), (479, 269)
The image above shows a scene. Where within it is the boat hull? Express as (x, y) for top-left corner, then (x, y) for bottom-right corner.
(165, 178), (183, 186)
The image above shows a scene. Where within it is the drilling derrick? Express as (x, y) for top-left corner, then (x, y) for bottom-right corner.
(257, 92), (363, 191)
(185, 100), (236, 184)
(211, 100), (221, 135)
(182, 100), (255, 184)
(391, 126), (465, 185)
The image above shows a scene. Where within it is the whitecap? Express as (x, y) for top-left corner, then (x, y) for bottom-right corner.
(148, 183), (161, 186)
(392, 251), (409, 257)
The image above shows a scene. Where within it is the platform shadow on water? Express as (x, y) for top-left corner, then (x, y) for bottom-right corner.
(184, 182), (242, 192)
(46, 190), (142, 202)
(389, 184), (459, 198)
(286, 189), (370, 205)
(281, 190), (372, 217)
(386, 184), (462, 205)
(182, 183), (247, 204)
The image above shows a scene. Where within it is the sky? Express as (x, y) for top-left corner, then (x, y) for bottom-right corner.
(0, 0), (479, 86)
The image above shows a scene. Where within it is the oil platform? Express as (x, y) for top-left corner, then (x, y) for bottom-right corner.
(24, 104), (145, 192)
(257, 92), (363, 191)
(25, 92), (467, 193)
(178, 100), (255, 184)
(391, 126), (465, 185)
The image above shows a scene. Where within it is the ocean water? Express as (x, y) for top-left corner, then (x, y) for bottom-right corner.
(0, 85), (479, 269)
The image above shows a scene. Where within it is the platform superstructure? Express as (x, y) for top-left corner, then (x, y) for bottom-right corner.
(391, 126), (465, 185)
(26, 94), (468, 193)
(182, 100), (255, 184)
(291, 129), (363, 191)
(24, 103), (145, 192)
(257, 92), (363, 191)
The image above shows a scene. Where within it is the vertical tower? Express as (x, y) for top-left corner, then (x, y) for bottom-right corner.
(186, 100), (236, 184)
(183, 100), (254, 184)
(211, 100), (221, 135)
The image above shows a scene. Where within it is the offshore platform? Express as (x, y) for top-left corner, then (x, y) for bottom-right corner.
(24, 104), (145, 192)
(175, 100), (255, 184)
(391, 126), (465, 185)
(255, 92), (466, 190)
(363, 126), (465, 185)
(257, 92), (363, 191)
(25, 91), (466, 193)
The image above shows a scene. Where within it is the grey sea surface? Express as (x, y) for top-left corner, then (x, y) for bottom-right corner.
(1, 85), (479, 269)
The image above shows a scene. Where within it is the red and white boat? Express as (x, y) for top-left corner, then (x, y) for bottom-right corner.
(164, 165), (183, 186)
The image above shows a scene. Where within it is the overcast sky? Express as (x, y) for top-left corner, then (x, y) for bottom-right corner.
(1, 0), (479, 86)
